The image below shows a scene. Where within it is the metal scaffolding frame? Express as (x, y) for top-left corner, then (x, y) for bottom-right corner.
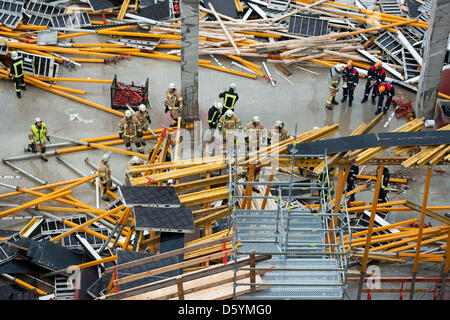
(229, 139), (351, 299)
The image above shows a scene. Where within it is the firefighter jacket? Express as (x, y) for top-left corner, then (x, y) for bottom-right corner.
(268, 126), (289, 144)
(119, 116), (142, 138)
(135, 109), (150, 129)
(29, 123), (49, 145)
(342, 66), (359, 86)
(378, 82), (395, 97)
(219, 90), (239, 110)
(125, 159), (146, 180)
(97, 160), (111, 185)
(217, 114), (242, 133)
(244, 122), (266, 144)
(165, 89), (183, 110)
(9, 57), (24, 78)
(328, 67), (341, 87)
(207, 105), (222, 127)
(367, 65), (386, 84)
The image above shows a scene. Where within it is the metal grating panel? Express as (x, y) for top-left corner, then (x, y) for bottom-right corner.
(266, 0), (291, 12)
(24, 1), (65, 18)
(379, 0), (403, 15)
(133, 206), (194, 233)
(288, 14), (329, 37)
(119, 186), (181, 207)
(0, 0), (24, 14)
(16, 50), (59, 78)
(374, 31), (404, 65)
(0, 12), (21, 28)
(51, 11), (91, 28)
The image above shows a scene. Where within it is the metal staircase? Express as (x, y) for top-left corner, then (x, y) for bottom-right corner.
(229, 143), (351, 299)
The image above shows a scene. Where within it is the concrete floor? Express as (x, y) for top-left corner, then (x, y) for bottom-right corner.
(0, 34), (448, 299)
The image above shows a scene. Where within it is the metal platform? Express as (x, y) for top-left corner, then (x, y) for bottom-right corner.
(133, 206), (194, 233)
(119, 185), (181, 207)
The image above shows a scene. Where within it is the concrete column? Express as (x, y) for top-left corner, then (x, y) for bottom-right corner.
(180, 0), (199, 123)
(414, 0), (450, 119)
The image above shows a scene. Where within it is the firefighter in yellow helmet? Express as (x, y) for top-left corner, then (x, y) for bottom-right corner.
(97, 154), (118, 201)
(28, 117), (50, 162)
(164, 82), (183, 127)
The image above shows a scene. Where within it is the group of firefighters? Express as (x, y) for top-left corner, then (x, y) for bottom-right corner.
(23, 68), (393, 204)
(326, 60), (395, 115)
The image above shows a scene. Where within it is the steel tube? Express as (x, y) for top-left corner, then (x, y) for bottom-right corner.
(3, 150), (57, 162)
(3, 161), (47, 185)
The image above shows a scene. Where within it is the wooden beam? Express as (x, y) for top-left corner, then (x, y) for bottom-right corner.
(208, 2), (240, 55)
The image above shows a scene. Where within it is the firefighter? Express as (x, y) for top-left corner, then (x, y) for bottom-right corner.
(375, 82), (395, 115)
(135, 104), (151, 146)
(361, 61), (386, 104)
(164, 82), (183, 127)
(119, 110), (144, 154)
(240, 166), (262, 193)
(326, 64), (344, 110)
(9, 51), (26, 98)
(207, 102), (223, 129)
(244, 116), (266, 151)
(125, 156), (146, 186)
(317, 167), (335, 201)
(376, 166), (390, 203)
(28, 117), (50, 162)
(346, 164), (359, 202)
(97, 154), (117, 201)
(217, 109), (242, 145)
(341, 60), (359, 107)
(267, 120), (289, 145)
(219, 83), (239, 114)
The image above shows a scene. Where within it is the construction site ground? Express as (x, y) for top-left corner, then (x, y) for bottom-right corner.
(1, 33), (448, 300)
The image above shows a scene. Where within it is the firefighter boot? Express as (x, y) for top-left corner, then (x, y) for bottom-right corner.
(383, 106), (389, 115)
(341, 95), (347, 102)
(331, 97), (338, 105)
(371, 95), (376, 105)
(361, 95), (368, 103)
(374, 106), (382, 115)
(16, 91), (21, 98)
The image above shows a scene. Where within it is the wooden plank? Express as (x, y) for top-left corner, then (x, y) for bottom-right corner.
(173, 275), (265, 300)
(404, 201), (450, 225)
(208, 2), (240, 55)
(116, 249), (234, 286)
(275, 64), (292, 76)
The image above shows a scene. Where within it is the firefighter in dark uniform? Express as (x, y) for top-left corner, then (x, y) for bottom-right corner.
(218, 83), (239, 115)
(341, 61), (359, 107)
(361, 61), (386, 105)
(375, 82), (395, 115)
(376, 166), (390, 203)
(9, 51), (26, 98)
(346, 164), (359, 202)
(318, 167), (335, 201)
(207, 102), (223, 129)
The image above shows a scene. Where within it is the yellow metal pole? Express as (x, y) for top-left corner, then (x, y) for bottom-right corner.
(50, 204), (125, 242)
(0, 175), (96, 218)
(357, 165), (383, 299)
(410, 166), (432, 299)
